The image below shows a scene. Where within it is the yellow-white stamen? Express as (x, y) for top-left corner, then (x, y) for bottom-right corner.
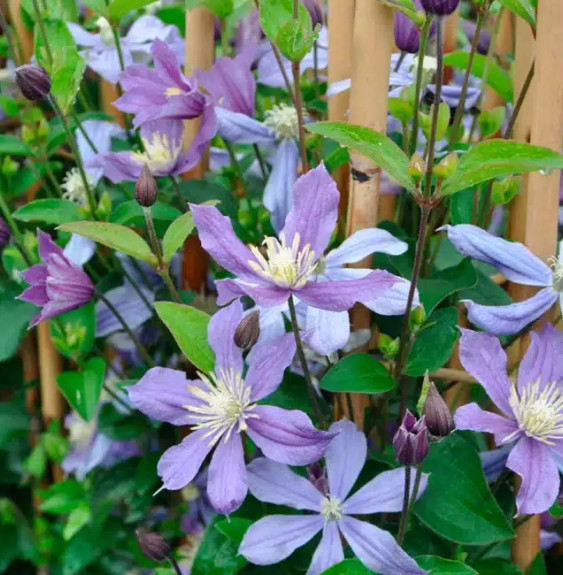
(507, 380), (563, 445)
(131, 132), (181, 173)
(320, 495), (343, 522)
(62, 168), (94, 206)
(185, 368), (258, 447)
(165, 87), (183, 97)
(247, 232), (317, 289)
(548, 256), (563, 292)
(96, 17), (115, 46)
(264, 104), (302, 140)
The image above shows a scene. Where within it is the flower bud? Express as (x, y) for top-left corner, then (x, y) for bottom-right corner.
(424, 382), (454, 438)
(15, 65), (51, 101)
(307, 462), (329, 495)
(432, 152), (458, 182)
(135, 164), (158, 208)
(234, 311), (260, 350)
(379, 333), (400, 360)
(136, 529), (171, 562)
(408, 154), (426, 183)
(301, 0), (323, 28)
(0, 218), (11, 248)
(394, 5), (421, 54)
(420, 0), (460, 16)
(393, 411), (429, 466)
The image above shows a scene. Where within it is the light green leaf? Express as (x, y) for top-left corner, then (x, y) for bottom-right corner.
(110, 200), (181, 226)
(154, 302), (214, 372)
(319, 354), (395, 394)
(58, 221), (157, 266)
(440, 140), (563, 196)
(109, 0), (155, 20)
(414, 434), (514, 545)
(416, 556), (478, 574)
(443, 52), (513, 103)
(39, 480), (86, 514)
(276, 18), (318, 62)
(259, 0), (310, 46)
(23, 444), (47, 478)
(57, 358), (105, 422)
(0, 135), (34, 157)
(497, 0), (535, 28)
(162, 211), (194, 263)
(306, 122), (416, 191)
(14, 199), (83, 225)
(63, 504), (91, 541)
(320, 560), (371, 575)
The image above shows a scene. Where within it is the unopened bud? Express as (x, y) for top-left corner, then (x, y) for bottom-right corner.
(424, 381), (454, 438)
(379, 333), (400, 359)
(135, 165), (158, 207)
(408, 154), (426, 183)
(307, 462), (329, 495)
(409, 306), (426, 330)
(432, 152), (458, 181)
(420, 0), (460, 16)
(234, 311), (260, 350)
(492, 176), (520, 206)
(435, 103), (451, 142)
(393, 411), (429, 466)
(136, 529), (171, 562)
(15, 65), (51, 101)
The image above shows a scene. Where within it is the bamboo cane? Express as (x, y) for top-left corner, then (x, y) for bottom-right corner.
(8, 0), (33, 63)
(483, 10), (513, 111)
(443, 9), (459, 85)
(181, 6), (215, 292)
(343, 0), (393, 428)
(100, 81), (125, 126)
(508, 2), (563, 570)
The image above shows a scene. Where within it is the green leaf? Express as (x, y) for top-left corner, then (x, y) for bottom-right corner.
(188, 0), (235, 18)
(440, 140), (563, 196)
(49, 302), (96, 361)
(497, 0), (535, 28)
(154, 302), (214, 372)
(97, 403), (146, 440)
(528, 552), (547, 575)
(416, 556), (478, 574)
(443, 52), (513, 103)
(414, 434), (514, 545)
(418, 259), (478, 315)
(0, 135), (34, 156)
(259, 0), (310, 46)
(320, 560), (371, 575)
(306, 122), (416, 191)
(57, 358), (105, 422)
(110, 201), (181, 227)
(215, 518), (252, 545)
(162, 211), (194, 263)
(277, 19), (318, 62)
(0, 283), (37, 363)
(13, 199), (83, 225)
(109, 0), (155, 20)
(58, 221), (157, 266)
(82, 0), (109, 15)
(406, 307), (459, 376)
(63, 504), (91, 541)
(319, 354), (395, 394)
(178, 179), (237, 217)
(0, 398), (30, 448)
(473, 559), (523, 575)
(24, 444), (47, 478)
(39, 480), (86, 514)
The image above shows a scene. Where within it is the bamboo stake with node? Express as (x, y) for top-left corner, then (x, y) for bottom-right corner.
(342, 0), (393, 429)
(181, 6), (215, 293)
(508, 2), (563, 570)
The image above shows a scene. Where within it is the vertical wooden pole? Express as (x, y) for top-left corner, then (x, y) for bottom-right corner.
(344, 0), (394, 428)
(443, 10), (459, 84)
(8, 0), (33, 63)
(181, 7), (215, 292)
(483, 10), (513, 111)
(100, 81), (124, 126)
(508, 1), (563, 570)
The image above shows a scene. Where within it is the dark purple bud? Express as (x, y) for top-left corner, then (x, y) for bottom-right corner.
(393, 410), (429, 466)
(234, 311), (260, 350)
(0, 218), (11, 248)
(307, 462), (329, 495)
(394, 5), (420, 54)
(464, 20), (491, 55)
(15, 65), (51, 101)
(301, 0), (323, 28)
(424, 382), (454, 437)
(136, 529), (171, 562)
(135, 164), (158, 208)
(420, 0), (460, 15)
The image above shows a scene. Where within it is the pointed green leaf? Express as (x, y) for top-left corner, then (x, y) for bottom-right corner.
(109, 0), (155, 20)
(162, 211), (194, 263)
(319, 354), (395, 394)
(416, 556), (478, 574)
(14, 199), (83, 225)
(57, 358), (105, 421)
(497, 0), (535, 29)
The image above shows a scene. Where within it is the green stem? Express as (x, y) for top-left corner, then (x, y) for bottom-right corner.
(397, 466), (412, 545)
(270, 42), (298, 108)
(143, 207), (164, 266)
(111, 25), (126, 73)
(224, 139), (255, 216)
(253, 144), (270, 180)
(408, 465), (424, 512)
(409, 16), (433, 157)
(504, 61), (535, 140)
(169, 176), (187, 213)
(160, 271), (183, 304)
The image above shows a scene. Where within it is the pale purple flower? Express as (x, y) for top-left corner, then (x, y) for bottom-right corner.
(20, 231), (95, 328)
(455, 325), (563, 515)
(239, 419), (428, 575)
(127, 300), (334, 514)
(442, 224), (563, 335)
(191, 164), (399, 312)
(68, 15), (184, 85)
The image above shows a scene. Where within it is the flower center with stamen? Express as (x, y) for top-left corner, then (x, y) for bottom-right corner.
(548, 256), (563, 292)
(508, 380), (563, 445)
(62, 168), (94, 206)
(247, 233), (317, 289)
(185, 368), (258, 447)
(96, 17), (115, 47)
(131, 132), (180, 173)
(165, 87), (183, 97)
(320, 495), (343, 522)
(263, 104), (302, 140)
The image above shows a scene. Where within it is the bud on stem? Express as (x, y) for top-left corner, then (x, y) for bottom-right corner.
(136, 529), (171, 562)
(234, 311), (260, 350)
(15, 65), (52, 101)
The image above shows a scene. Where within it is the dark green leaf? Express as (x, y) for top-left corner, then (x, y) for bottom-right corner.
(0, 398), (30, 448)
(178, 179), (237, 217)
(416, 555), (478, 574)
(57, 358), (105, 421)
(306, 122), (416, 191)
(319, 354), (395, 394)
(472, 558), (523, 575)
(414, 434), (514, 545)
(320, 559), (371, 574)
(110, 200), (181, 227)
(459, 269), (513, 306)
(162, 211), (195, 263)
(50, 301), (96, 360)
(97, 403), (146, 440)
(215, 518), (253, 545)
(39, 480), (86, 514)
(0, 135), (34, 156)
(0, 283), (36, 362)
(528, 552), (547, 575)
(13, 199), (83, 225)
(154, 302), (214, 372)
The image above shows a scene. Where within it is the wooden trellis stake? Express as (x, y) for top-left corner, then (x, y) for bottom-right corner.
(181, 6), (215, 292)
(508, 1), (563, 570)
(443, 10), (459, 85)
(344, 0), (393, 428)
(100, 81), (124, 126)
(8, 0), (33, 63)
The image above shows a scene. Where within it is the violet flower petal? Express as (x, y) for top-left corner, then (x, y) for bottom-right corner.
(215, 107), (274, 144)
(365, 279), (420, 316)
(246, 458), (324, 511)
(20, 283), (49, 306)
(454, 403), (520, 446)
(208, 300), (244, 373)
(37, 229), (63, 260)
(216, 278), (290, 308)
(308, 522), (344, 575)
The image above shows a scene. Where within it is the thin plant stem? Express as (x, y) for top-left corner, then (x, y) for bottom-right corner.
(408, 465), (424, 512)
(397, 466), (412, 545)
(409, 16), (433, 157)
(449, 9), (487, 149)
(313, 41), (320, 101)
(287, 294), (324, 425)
(117, 260), (154, 314)
(0, 190), (33, 266)
(292, 63), (308, 171)
(143, 207), (164, 266)
(97, 292), (155, 368)
(103, 382), (133, 413)
(31, 0), (54, 65)
(170, 557), (184, 575)
(504, 61), (535, 139)
(224, 139), (255, 216)
(169, 176), (187, 213)
(111, 26), (126, 73)
(160, 271), (183, 304)
(253, 144), (270, 179)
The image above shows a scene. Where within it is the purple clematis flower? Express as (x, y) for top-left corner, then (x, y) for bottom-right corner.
(455, 325), (563, 515)
(191, 164), (399, 311)
(68, 15), (184, 85)
(20, 231), (95, 328)
(239, 419), (428, 575)
(442, 224), (563, 335)
(127, 300), (334, 515)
